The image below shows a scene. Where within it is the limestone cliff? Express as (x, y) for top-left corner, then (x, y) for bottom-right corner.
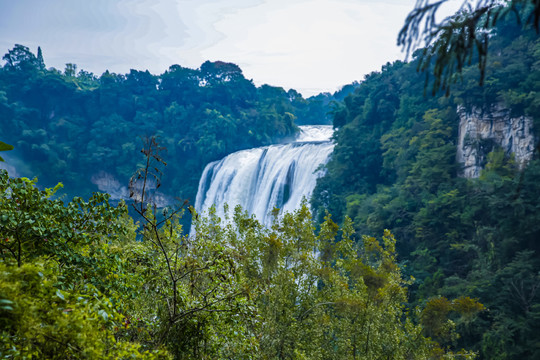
(457, 105), (535, 178)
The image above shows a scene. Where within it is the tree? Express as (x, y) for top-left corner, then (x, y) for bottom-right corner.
(64, 63), (77, 77)
(0, 262), (171, 359)
(0, 169), (172, 358)
(36, 46), (45, 70)
(200, 60), (244, 85)
(2, 44), (39, 72)
(399, 0), (540, 94)
(127, 137), (255, 358)
(228, 204), (478, 359)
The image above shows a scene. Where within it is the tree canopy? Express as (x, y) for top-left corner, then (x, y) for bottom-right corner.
(0, 45), (347, 205)
(0, 167), (482, 359)
(313, 8), (540, 358)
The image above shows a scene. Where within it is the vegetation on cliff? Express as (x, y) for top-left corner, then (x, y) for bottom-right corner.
(312, 10), (540, 359)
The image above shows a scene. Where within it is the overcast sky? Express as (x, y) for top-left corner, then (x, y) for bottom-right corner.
(0, 0), (462, 97)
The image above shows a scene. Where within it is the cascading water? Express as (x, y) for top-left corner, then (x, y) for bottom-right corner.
(193, 125), (334, 228)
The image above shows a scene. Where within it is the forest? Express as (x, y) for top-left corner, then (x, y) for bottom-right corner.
(1, 2), (540, 359)
(312, 10), (540, 359)
(0, 46), (353, 203)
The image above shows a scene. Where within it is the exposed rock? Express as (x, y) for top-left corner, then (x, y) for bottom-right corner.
(91, 171), (129, 200)
(91, 170), (172, 207)
(457, 105), (535, 178)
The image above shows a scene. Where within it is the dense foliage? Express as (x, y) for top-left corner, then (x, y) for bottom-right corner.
(0, 171), (170, 358)
(0, 168), (481, 359)
(2, 3), (538, 358)
(0, 46), (354, 204)
(313, 13), (540, 359)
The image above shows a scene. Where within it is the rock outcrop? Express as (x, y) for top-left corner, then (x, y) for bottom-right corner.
(457, 105), (535, 178)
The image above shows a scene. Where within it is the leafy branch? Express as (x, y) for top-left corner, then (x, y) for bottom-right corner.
(0, 141), (13, 162)
(398, 0), (540, 95)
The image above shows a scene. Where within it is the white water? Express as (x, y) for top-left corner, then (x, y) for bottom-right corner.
(194, 125), (334, 228)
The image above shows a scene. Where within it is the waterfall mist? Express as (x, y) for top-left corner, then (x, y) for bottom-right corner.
(194, 125), (334, 228)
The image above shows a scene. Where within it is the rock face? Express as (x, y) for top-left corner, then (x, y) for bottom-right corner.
(457, 105), (535, 178)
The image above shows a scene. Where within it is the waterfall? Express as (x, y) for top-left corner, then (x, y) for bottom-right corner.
(193, 125), (334, 228)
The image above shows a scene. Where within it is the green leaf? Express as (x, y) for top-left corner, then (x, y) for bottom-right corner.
(0, 141), (13, 151)
(0, 141), (13, 161)
(56, 289), (65, 300)
(98, 309), (109, 321)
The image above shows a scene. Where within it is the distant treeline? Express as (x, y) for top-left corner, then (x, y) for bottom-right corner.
(0, 45), (356, 202)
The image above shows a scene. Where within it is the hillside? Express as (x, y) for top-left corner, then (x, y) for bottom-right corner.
(0, 51), (352, 203)
(312, 14), (540, 358)
(1, 4), (540, 359)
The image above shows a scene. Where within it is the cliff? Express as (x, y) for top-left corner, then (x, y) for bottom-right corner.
(457, 105), (535, 178)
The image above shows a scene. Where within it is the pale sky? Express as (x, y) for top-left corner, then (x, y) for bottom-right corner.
(0, 0), (462, 97)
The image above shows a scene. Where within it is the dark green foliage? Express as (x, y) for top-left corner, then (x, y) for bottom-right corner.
(2, 44), (40, 72)
(1, 167), (478, 359)
(0, 170), (172, 358)
(313, 11), (540, 359)
(0, 141), (13, 161)
(0, 49), (345, 205)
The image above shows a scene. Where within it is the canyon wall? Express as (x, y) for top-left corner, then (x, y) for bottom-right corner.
(457, 105), (535, 178)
